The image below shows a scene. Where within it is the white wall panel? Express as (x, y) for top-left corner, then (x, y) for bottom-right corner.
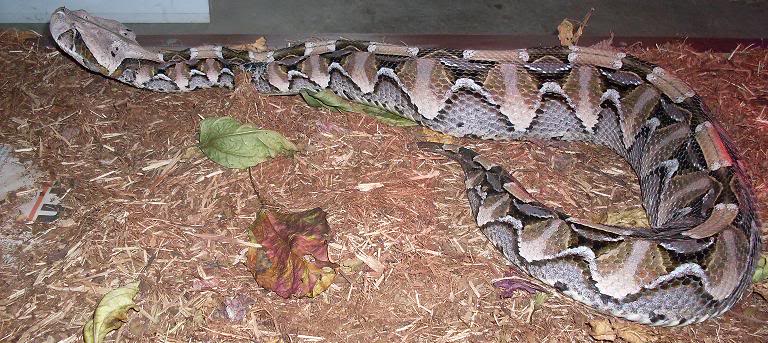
(0, 0), (210, 23)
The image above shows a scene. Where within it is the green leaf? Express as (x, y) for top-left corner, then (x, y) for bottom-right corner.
(299, 91), (327, 108)
(300, 89), (418, 127)
(355, 102), (420, 127)
(198, 117), (298, 169)
(83, 281), (140, 343)
(298, 89), (346, 114)
(753, 255), (768, 283)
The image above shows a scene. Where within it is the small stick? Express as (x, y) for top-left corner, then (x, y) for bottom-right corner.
(248, 167), (265, 210)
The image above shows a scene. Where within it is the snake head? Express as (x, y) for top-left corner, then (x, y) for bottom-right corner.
(49, 7), (163, 76)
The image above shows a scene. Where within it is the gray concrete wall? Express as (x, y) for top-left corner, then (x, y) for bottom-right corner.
(4, 0), (768, 39)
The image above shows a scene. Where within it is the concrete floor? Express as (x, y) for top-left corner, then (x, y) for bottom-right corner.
(4, 0), (768, 39)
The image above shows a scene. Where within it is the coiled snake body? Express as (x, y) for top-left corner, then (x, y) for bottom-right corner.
(50, 7), (761, 326)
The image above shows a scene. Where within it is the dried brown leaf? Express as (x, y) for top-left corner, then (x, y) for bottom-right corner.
(230, 37), (268, 52)
(590, 33), (617, 51)
(588, 319), (616, 341)
(245, 208), (338, 298)
(83, 281), (140, 343)
(419, 127), (456, 145)
(339, 257), (367, 274)
(615, 322), (658, 343)
(616, 328), (655, 343)
(557, 9), (594, 46)
(557, 20), (578, 46)
(753, 283), (768, 300)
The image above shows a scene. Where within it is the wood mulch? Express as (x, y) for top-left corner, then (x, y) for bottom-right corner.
(0, 30), (766, 342)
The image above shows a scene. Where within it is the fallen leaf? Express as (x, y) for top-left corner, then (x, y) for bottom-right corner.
(615, 322), (657, 343)
(524, 291), (549, 323)
(230, 37), (267, 52)
(557, 9), (594, 46)
(753, 283), (768, 300)
(198, 117), (297, 169)
(589, 33), (617, 51)
(300, 90), (329, 108)
(533, 292), (548, 306)
(182, 145), (204, 160)
(588, 319), (616, 341)
(419, 127), (456, 144)
(339, 257), (367, 273)
(300, 89), (418, 127)
(493, 268), (546, 298)
(83, 281), (140, 343)
(557, 20), (578, 46)
(753, 254), (768, 283)
(246, 208), (338, 298)
(492, 277), (545, 298)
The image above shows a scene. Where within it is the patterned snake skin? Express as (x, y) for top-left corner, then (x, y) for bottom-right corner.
(50, 8), (761, 326)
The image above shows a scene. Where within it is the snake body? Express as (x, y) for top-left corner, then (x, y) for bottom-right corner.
(50, 8), (761, 326)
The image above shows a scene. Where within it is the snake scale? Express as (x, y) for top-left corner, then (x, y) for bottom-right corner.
(50, 7), (761, 326)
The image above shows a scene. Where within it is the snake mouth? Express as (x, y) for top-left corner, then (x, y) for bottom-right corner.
(54, 29), (76, 51)
(51, 27), (106, 74)
(49, 7), (116, 75)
